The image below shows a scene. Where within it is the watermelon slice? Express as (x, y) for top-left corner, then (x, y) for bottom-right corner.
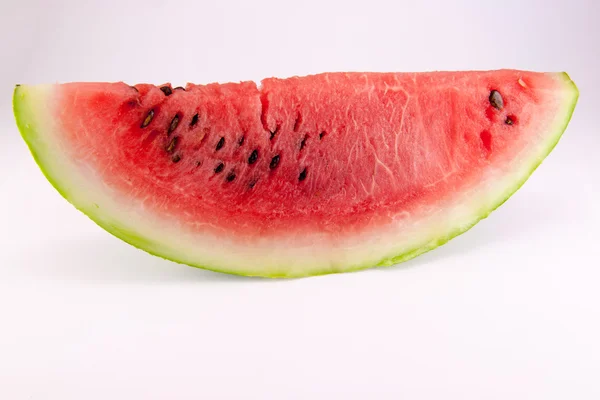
(13, 70), (578, 278)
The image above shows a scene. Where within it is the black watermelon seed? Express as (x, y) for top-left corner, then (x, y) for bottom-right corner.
(141, 110), (154, 128)
(169, 115), (180, 134)
(248, 179), (257, 189)
(300, 135), (308, 150)
(160, 86), (172, 96)
(270, 155), (280, 169)
(319, 131), (326, 140)
(172, 154), (181, 163)
(293, 112), (302, 132)
(298, 168), (307, 182)
(248, 149), (258, 164)
(489, 90), (504, 110)
(196, 160), (202, 167)
(165, 136), (179, 153)
(238, 136), (245, 146)
(505, 116), (514, 125)
(226, 171), (236, 182)
(174, 86), (185, 91)
(270, 126), (279, 140)
(190, 113), (199, 127)
(215, 137), (225, 151)
(214, 162), (225, 174)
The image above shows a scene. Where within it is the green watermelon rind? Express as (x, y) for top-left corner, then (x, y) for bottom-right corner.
(13, 74), (579, 278)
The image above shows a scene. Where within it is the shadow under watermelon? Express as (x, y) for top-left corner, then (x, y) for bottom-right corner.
(18, 234), (264, 284)
(376, 189), (566, 273)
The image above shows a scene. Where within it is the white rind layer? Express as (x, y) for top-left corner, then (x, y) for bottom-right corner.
(13, 74), (578, 277)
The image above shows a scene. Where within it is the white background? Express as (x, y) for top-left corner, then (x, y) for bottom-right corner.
(1, 0), (599, 398)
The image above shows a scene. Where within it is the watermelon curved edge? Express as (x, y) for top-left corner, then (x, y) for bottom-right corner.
(380, 72), (579, 268)
(13, 73), (579, 278)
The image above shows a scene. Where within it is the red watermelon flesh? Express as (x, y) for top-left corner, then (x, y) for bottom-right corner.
(13, 70), (578, 277)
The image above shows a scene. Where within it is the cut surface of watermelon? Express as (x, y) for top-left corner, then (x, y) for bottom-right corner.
(14, 70), (578, 277)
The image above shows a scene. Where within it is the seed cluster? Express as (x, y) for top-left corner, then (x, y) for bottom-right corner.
(136, 85), (329, 188)
(136, 83), (519, 191)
